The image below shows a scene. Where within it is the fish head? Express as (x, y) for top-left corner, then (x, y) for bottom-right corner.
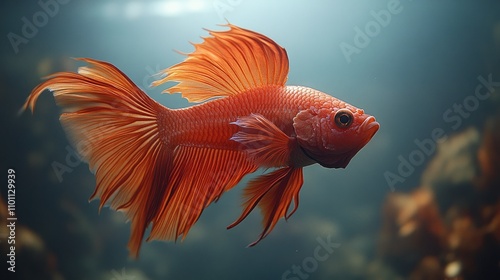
(293, 103), (379, 168)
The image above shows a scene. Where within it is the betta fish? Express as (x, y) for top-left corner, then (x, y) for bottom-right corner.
(22, 24), (379, 257)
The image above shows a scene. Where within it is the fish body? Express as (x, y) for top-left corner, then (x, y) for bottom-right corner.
(161, 85), (357, 165)
(23, 24), (379, 257)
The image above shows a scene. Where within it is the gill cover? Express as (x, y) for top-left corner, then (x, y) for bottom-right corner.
(293, 107), (357, 168)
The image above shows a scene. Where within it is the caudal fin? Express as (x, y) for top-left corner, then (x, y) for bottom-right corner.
(22, 58), (171, 257)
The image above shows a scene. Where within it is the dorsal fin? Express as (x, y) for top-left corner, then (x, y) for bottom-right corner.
(152, 24), (289, 102)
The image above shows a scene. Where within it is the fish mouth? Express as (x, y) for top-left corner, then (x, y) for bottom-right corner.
(357, 116), (380, 136)
(355, 115), (379, 155)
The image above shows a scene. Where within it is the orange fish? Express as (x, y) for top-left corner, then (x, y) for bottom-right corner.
(22, 24), (379, 257)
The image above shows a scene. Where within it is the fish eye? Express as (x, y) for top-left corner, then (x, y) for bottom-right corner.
(334, 109), (353, 128)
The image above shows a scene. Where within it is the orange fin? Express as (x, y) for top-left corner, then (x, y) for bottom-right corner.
(231, 113), (292, 167)
(22, 58), (172, 258)
(228, 167), (304, 246)
(148, 145), (257, 242)
(152, 24), (289, 102)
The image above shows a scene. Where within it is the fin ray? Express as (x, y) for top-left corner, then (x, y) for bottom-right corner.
(152, 24), (289, 102)
(228, 167), (304, 246)
(22, 58), (172, 258)
(148, 146), (258, 241)
(231, 113), (291, 167)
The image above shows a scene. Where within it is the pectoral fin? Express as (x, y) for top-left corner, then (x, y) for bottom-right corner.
(230, 113), (292, 167)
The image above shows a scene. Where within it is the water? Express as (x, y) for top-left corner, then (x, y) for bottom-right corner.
(1, 1), (499, 279)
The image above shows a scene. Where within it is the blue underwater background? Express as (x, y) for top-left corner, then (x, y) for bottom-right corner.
(1, 1), (500, 279)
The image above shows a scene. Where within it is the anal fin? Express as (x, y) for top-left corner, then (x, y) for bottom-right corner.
(148, 146), (257, 242)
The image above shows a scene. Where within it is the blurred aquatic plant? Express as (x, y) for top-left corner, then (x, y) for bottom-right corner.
(378, 116), (500, 279)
